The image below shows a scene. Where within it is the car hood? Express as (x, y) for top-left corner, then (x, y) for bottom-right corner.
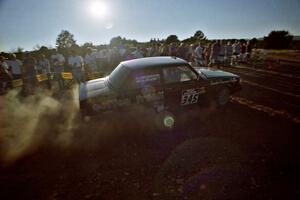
(196, 67), (239, 79)
(79, 76), (112, 101)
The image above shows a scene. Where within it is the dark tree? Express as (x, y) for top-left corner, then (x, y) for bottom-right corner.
(56, 30), (77, 50)
(264, 30), (293, 49)
(16, 47), (24, 53)
(82, 42), (94, 49)
(110, 36), (138, 47)
(165, 35), (179, 44)
(36, 46), (51, 57)
(110, 36), (123, 47)
(193, 30), (206, 41)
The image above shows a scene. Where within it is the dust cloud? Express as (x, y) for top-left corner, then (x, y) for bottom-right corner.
(0, 86), (79, 165)
(0, 86), (218, 165)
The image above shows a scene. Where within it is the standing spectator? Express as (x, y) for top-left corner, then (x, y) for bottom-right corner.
(128, 47), (143, 60)
(177, 43), (188, 60)
(203, 43), (211, 66)
(38, 54), (51, 73)
(140, 46), (148, 57)
(218, 40), (225, 65)
(84, 48), (97, 72)
(224, 41), (233, 65)
(246, 40), (252, 63)
(51, 50), (65, 89)
(0, 56), (9, 71)
(194, 43), (204, 67)
(107, 48), (114, 67)
(68, 50), (85, 83)
(38, 54), (51, 89)
(22, 53), (37, 94)
(118, 43), (126, 59)
(240, 42), (247, 62)
(159, 44), (168, 56)
(132, 47), (144, 59)
(232, 40), (241, 65)
(169, 43), (177, 57)
(97, 48), (108, 70)
(0, 56), (13, 92)
(147, 45), (155, 57)
(210, 40), (221, 67)
(110, 47), (121, 69)
(187, 44), (195, 62)
(7, 54), (22, 79)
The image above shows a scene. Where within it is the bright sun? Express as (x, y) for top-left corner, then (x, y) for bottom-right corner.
(89, 1), (109, 19)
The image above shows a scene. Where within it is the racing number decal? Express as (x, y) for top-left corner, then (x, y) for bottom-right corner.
(181, 88), (203, 106)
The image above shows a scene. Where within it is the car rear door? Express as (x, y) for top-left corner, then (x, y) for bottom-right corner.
(162, 65), (207, 111)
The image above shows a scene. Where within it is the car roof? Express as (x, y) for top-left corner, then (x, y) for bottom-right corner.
(120, 56), (189, 70)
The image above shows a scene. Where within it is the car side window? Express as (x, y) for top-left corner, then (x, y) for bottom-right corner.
(163, 66), (198, 84)
(125, 69), (161, 90)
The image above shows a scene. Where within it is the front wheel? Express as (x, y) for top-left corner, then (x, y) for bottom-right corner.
(216, 86), (230, 106)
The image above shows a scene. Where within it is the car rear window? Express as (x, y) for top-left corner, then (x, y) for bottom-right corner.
(108, 64), (130, 89)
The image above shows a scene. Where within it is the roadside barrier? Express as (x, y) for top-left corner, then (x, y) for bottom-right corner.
(7, 71), (106, 88)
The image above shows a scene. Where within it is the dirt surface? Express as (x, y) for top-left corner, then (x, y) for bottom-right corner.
(0, 64), (300, 200)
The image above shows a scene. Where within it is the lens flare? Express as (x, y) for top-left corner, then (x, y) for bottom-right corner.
(163, 115), (175, 128)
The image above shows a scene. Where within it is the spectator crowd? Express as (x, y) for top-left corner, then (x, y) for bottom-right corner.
(0, 39), (252, 93)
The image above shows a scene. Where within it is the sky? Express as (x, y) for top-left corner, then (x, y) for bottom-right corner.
(0, 0), (300, 52)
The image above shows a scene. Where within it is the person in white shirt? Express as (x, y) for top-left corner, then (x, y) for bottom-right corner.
(232, 40), (241, 65)
(96, 48), (108, 70)
(51, 50), (65, 89)
(119, 44), (126, 59)
(7, 54), (22, 79)
(0, 56), (13, 91)
(1, 56), (10, 71)
(218, 40), (225, 64)
(68, 50), (85, 83)
(38, 54), (51, 89)
(84, 48), (97, 72)
(131, 47), (143, 59)
(194, 43), (203, 67)
(38, 54), (51, 74)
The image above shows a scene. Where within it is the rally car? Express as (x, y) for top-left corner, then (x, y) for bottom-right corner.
(79, 57), (241, 117)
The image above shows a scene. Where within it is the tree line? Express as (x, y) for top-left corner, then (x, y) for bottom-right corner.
(4, 29), (296, 58)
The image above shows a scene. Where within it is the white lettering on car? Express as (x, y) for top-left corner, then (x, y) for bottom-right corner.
(135, 74), (160, 84)
(181, 88), (205, 106)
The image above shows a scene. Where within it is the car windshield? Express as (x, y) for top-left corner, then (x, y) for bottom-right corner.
(108, 64), (130, 89)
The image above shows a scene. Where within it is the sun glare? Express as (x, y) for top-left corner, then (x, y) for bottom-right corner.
(89, 1), (109, 19)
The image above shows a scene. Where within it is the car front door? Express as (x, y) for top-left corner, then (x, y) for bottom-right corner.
(121, 68), (165, 112)
(162, 65), (207, 111)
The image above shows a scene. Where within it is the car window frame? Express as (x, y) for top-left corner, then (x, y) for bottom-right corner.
(162, 64), (199, 85)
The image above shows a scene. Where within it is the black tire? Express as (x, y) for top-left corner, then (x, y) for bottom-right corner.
(216, 86), (230, 106)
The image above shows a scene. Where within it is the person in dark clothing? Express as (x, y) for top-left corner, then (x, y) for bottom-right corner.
(210, 40), (221, 67)
(246, 40), (252, 63)
(177, 43), (188, 60)
(22, 53), (37, 94)
(169, 43), (177, 57)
